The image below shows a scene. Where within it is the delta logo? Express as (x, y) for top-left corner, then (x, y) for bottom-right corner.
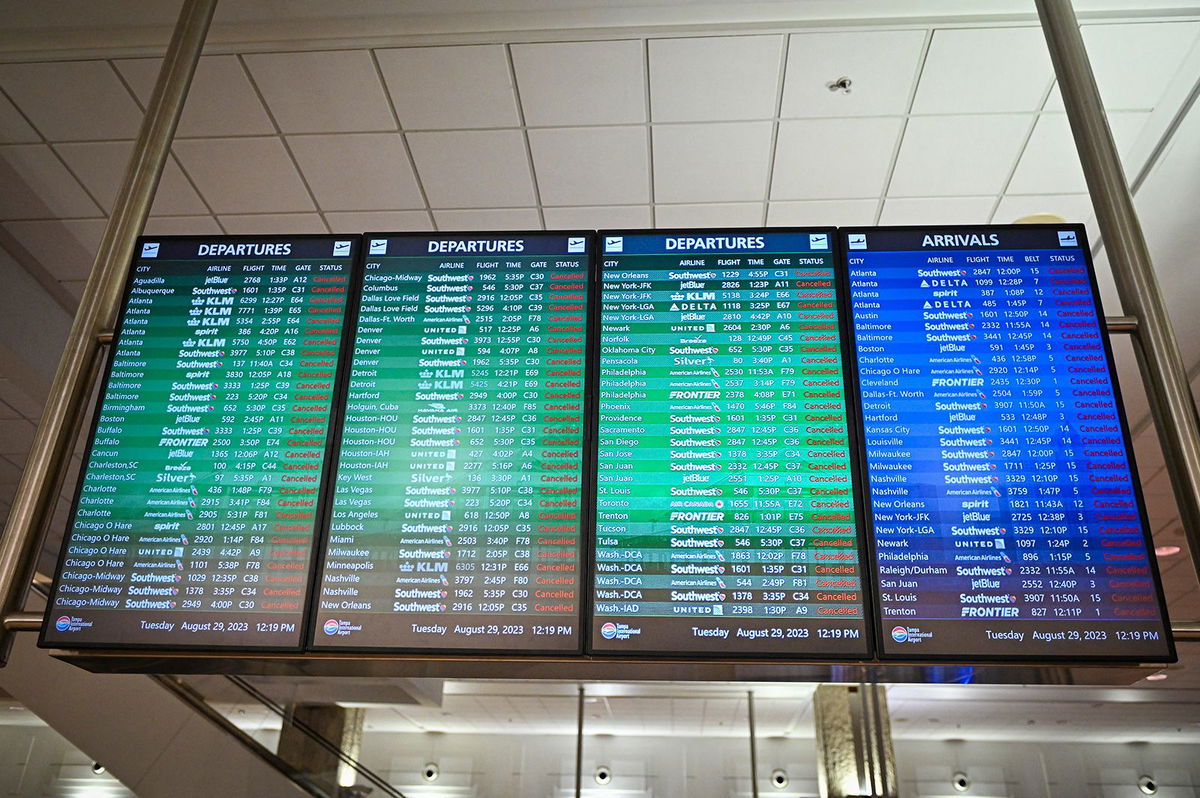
(54, 615), (92, 633)
(322, 619), (363, 637)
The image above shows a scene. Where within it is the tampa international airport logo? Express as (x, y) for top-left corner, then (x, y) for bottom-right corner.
(600, 621), (641, 641)
(54, 615), (93, 633)
(323, 618), (363, 637)
(891, 625), (908, 643)
(890, 625), (933, 644)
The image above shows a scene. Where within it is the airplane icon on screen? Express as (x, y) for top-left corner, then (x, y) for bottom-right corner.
(141, 242), (160, 258)
(333, 240), (352, 256)
(847, 233), (867, 250)
(567, 237), (586, 253)
(605, 236), (623, 253)
(1057, 230), (1078, 247)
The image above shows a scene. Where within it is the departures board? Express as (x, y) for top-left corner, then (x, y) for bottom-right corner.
(843, 225), (1174, 661)
(589, 230), (872, 656)
(41, 235), (357, 650)
(310, 233), (591, 652)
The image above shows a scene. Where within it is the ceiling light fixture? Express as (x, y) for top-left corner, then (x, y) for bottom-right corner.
(1145, 673), (1168, 681)
(826, 76), (852, 94)
(1155, 545), (1181, 557)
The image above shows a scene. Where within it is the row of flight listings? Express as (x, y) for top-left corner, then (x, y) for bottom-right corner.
(41, 224), (1176, 664)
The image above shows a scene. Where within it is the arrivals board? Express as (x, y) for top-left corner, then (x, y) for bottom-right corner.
(590, 229), (872, 656)
(844, 225), (1174, 661)
(41, 235), (357, 650)
(311, 233), (591, 652)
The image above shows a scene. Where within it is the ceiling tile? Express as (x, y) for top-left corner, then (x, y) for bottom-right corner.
(142, 216), (223, 236)
(325, 210), (432, 233)
(0, 61), (143, 141)
(1046, 22), (1200, 111)
(880, 196), (996, 226)
(771, 117), (902, 200)
(0, 144), (101, 219)
(529, 126), (648, 206)
(218, 213), (327, 235)
(1007, 112), (1149, 195)
(767, 199), (878, 227)
(243, 50), (395, 134)
(407, 130), (535, 208)
(780, 30), (926, 118)
(287, 133), (424, 211)
(654, 203), (763, 228)
(433, 208), (541, 231)
(54, 142), (207, 216)
(114, 55), (274, 137)
(652, 122), (772, 203)
(0, 419), (35, 456)
(912, 27), (1053, 114)
(992, 193), (1094, 225)
(889, 114), (1030, 196)
(513, 40), (645, 126)
(173, 137), (315, 214)
(649, 36), (784, 122)
(376, 45), (519, 130)
(3, 219), (106, 281)
(0, 91), (38, 143)
(542, 205), (652, 229)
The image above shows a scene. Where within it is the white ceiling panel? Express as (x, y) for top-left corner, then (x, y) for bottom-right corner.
(1046, 22), (1200, 111)
(0, 144), (101, 219)
(433, 208), (541, 230)
(172, 137), (315, 214)
(243, 50), (395, 134)
(652, 122), (772, 203)
(115, 55), (274, 137)
(0, 91), (38, 143)
(992, 193), (1094, 226)
(407, 130), (535, 208)
(142, 216), (223, 236)
(649, 36), (784, 123)
(54, 142), (207, 216)
(287, 133), (424, 211)
(1007, 112), (1150, 195)
(0, 61), (143, 141)
(654, 202), (763, 228)
(377, 45), (519, 130)
(325, 210), (433, 233)
(911, 27), (1053, 114)
(880, 196), (996, 225)
(217, 213), (327, 235)
(543, 205), (652, 229)
(529, 126), (648, 206)
(3, 218), (106, 282)
(766, 198), (878, 227)
(889, 114), (1031, 196)
(780, 30), (926, 118)
(770, 117), (902, 200)
(513, 40), (645, 127)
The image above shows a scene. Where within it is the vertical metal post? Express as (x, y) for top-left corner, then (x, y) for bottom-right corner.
(0, 0), (217, 665)
(747, 691), (760, 798)
(813, 684), (897, 798)
(1036, 0), (1200, 580)
(575, 685), (585, 798)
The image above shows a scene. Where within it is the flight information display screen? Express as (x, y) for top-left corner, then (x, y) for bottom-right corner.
(42, 235), (357, 650)
(590, 229), (872, 656)
(844, 225), (1174, 661)
(311, 232), (591, 652)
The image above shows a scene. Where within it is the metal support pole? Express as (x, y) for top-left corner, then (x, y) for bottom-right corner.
(747, 691), (760, 798)
(1036, 0), (1200, 582)
(0, 0), (217, 667)
(575, 686), (585, 798)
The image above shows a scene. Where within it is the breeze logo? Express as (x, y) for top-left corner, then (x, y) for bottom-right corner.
(323, 619), (362, 637)
(54, 615), (93, 633)
(600, 621), (641, 641)
(890, 625), (933, 644)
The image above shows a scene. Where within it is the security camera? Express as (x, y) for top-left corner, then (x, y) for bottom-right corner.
(90, 762), (106, 775)
(770, 769), (789, 789)
(952, 772), (970, 792)
(1138, 775), (1158, 795)
(421, 763), (439, 783)
(594, 765), (612, 785)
